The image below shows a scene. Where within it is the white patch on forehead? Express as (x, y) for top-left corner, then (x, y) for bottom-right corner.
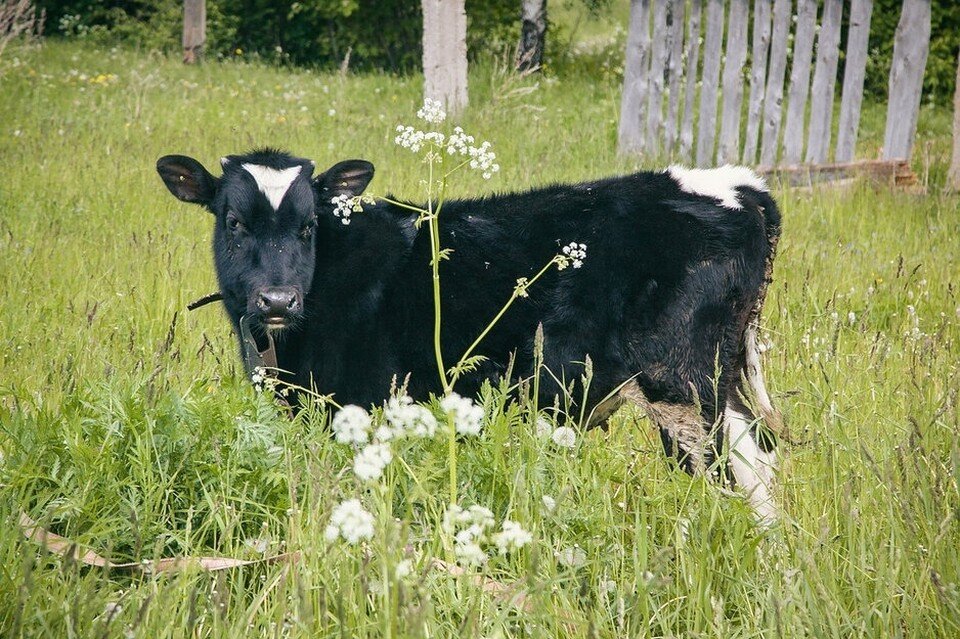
(667, 164), (768, 210)
(241, 163), (302, 211)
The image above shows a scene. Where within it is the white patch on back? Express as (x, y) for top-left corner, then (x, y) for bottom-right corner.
(241, 163), (302, 211)
(725, 405), (778, 526)
(667, 164), (768, 210)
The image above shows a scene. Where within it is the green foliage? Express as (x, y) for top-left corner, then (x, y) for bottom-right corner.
(1, 40), (960, 637)
(38, 0), (519, 70)
(864, 0), (960, 105)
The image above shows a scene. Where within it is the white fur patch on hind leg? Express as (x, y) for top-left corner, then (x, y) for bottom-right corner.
(725, 404), (778, 526)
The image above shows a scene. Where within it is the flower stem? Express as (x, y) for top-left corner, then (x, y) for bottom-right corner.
(449, 258), (559, 385)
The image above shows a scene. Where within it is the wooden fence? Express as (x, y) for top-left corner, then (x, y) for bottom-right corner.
(618, 0), (932, 172)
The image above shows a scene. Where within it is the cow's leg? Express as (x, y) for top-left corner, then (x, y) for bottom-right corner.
(724, 322), (779, 525)
(618, 381), (715, 475)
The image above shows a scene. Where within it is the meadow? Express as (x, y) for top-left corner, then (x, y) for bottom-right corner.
(0, 39), (959, 637)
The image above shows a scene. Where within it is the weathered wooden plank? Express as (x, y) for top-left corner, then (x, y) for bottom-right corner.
(718, 0), (749, 164)
(663, 0), (685, 156)
(679, 0), (703, 163)
(696, 0), (725, 167)
(835, 0), (873, 162)
(804, 0), (842, 164)
(949, 49), (960, 190)
(760, 159), (917, 188)
(883, 0), (931, 161)
(618, 0), (652, 156)
(183, 0), (206, 64)
(759, 0), (792, 167)
(781, 0), (817, 164)
(743, 0), (772, 165)
(645, 0), (670, 156)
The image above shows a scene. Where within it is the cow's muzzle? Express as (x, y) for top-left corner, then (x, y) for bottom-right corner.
(254, 286), (302, 328)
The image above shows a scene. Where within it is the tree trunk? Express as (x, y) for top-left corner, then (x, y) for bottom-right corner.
(618, 0), (651, 156)
(948, 49), (960, 190)
(422, 0), (469, 116)
(835, 0), (873, 163)
(883, 0), (931, 161)
(517, 0), (547, 72)
(182, 0), (205, 64)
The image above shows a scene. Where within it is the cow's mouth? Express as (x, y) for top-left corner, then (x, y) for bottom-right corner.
(263, 316), (289, 330)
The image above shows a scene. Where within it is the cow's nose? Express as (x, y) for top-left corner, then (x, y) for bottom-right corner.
(256, 287), (301, 319)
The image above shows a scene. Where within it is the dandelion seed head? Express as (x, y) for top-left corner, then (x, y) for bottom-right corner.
(551, 426), (577, 448)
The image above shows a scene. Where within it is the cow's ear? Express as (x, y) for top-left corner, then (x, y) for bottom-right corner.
(157, 155), (218, 206)
(315, 160), (374, 197)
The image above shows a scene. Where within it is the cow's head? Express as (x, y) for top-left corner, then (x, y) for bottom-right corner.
(157, 149), (374, 331)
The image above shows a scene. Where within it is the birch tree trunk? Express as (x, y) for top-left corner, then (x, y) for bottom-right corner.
(422, 0), (469, 116)
(679, 0), (702, 163)
(696, 0), (724, 167)
(759, 0), (792, 167)
(835, 0), (873, 162)
(618, 0), (651, 156)
(882, 0), (931, 161)
(183, 0), (205, 64)
(949, 51), (960, 190)
(718, 0), (748, 164)
(743, 0), (772, 165)
(805, 0), (842, 164)
(517, 0), (547, 72)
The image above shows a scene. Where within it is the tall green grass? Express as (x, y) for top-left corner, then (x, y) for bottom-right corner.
(0, 40), (958, 637)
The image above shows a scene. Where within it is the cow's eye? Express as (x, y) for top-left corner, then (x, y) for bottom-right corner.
(226, 212), (244, 233)
(300, 218), (317, 239)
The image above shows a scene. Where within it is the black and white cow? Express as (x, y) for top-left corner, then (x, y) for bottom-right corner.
(157, 149), (782, 520)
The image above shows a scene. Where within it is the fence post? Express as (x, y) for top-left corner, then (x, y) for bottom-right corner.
(835, 0), (873, 163)
(883, 0), (931, 161)
(696, 0), (724, 167)
(743, 0), (772, 165)
(805, 0), (842, 164)
(781, 0), (817, 165)
(718, 0), (748, 164)
(618, 0), (651, 156)
(678, 0), (702, 164)
(664, 0), (686, 156)
(645, 0), (670, 157)
(950, 50), (960, 190)
(759, 0), (791, 167)
(183, 0), (205, 64)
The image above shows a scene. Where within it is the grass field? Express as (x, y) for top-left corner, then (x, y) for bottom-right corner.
(1, 40), (959, 637)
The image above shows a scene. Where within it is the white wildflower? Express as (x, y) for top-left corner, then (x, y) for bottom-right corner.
(556, 545), (587, 568)
(559, 242), (587, 269)
(446, 126), (474, 155)
(416, 97), (446, 124)
(395, 124), (426, 152)
(324, 499), (375, 544)
(467, 140), (500, 179)
(441, 392), (485, 436)
(331, 193), (354, 225)
(455, 540), (488, 566)
(353, 442), (393, 482)
(379, 395), (438, 440)
(551, 426), (577, 449)
(251, 366), (266, 385)
(535, 416), (553, 438)
(541, 494), (557, 513)
(847, 311), (856, 326)
(492, 520), (533, 553)
(395, 559), (413, 579)
(331, 405), (372, 445)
